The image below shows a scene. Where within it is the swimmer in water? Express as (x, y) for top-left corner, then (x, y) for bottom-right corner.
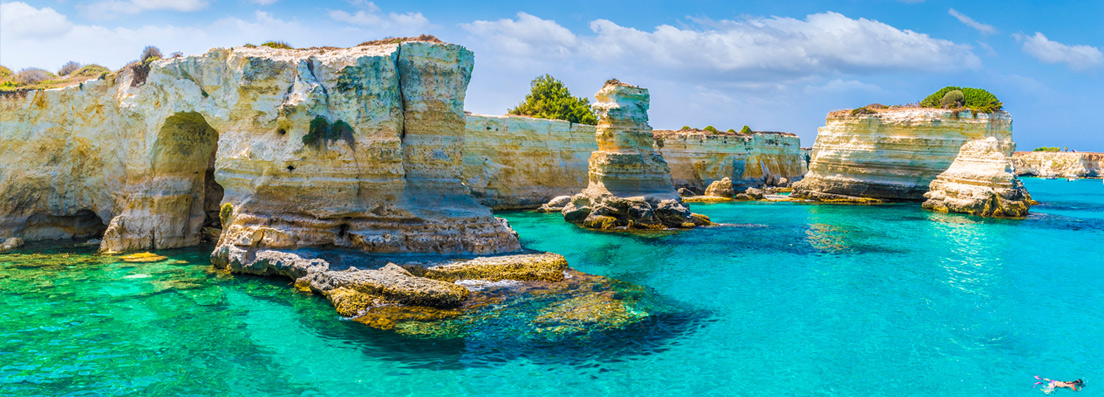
(1035, 376), (1084, 394)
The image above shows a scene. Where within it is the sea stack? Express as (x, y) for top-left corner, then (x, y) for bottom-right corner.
(792, 108), (1017, 202)
(922, 137), (1032, 217)
(558, 80), (709, 230)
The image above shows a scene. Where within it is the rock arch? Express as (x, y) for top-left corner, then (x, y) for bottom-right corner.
(100, 112), (222, 253)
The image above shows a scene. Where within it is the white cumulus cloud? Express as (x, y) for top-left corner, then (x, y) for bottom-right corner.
(461, 12), (577, 58)
(948, 8), (996, 34)
(0, 2), (73, 38)
(1014, 32), (1103, 71)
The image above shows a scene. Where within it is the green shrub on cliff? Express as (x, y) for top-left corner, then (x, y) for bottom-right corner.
(508, 74), (598, 125)
(1033, 147), (1061, 152)
(939, 90), (964, 108)
(739, 125), (753, 134)
(704, 126), (719, 133)
(920, 86), (1002, 113)
(220, 203), (233, 226)
(850, 106), (877, 115)
(262, 41), (293, 50)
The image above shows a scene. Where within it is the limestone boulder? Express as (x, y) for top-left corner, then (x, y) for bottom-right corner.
(704, 177), (734, 198)
(923, 137), (1032, 217)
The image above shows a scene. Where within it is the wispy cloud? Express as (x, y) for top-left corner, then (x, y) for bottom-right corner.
(948, 8), (996, 34)
(328, 2), (431, 36)
(463, 11), (982, 82)
(77, 0), (209, 19)
(1014, 32), (1103, 71)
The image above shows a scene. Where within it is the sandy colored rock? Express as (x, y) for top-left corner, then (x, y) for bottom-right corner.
(414, 252), (569, 282)
(792, 108), (1017, 202)
(559, 81), (706, 229)
(1013, 151), (1104, 178)
(923, 137), (1032, 217)
(654, 129), (807, 191)
(704, 177), (734, 197)
(0, 40), (520, 257)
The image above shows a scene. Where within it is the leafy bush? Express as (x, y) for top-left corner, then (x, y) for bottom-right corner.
(739, 125), (753, 134)
(850, 106), (877, 116)
(16, 68), (52, 84)
(141, 46), (163, 64)
(939, 90), (964, 108)
(1033, 147), (1061, 152)
(58, 61), (80, 76)
(262, 41), (293, 50)
(704, 126), (718, 133)
(680, 125), (692, 130)
(920, 86), (1002, 113)
(73, 64), (110, 79)
(0, 65), (12, 82)
(219, 203), (233, 226)
(726, 128), (736, 133)
(508, 74), (598, 125)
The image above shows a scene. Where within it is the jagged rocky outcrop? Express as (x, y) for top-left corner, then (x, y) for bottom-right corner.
(557, 81), (709, 230)
(1013, 151), (1104, 178)
(0, 40), (520, 257)
(792, 108), (1017, 202)
(923, 137), (1032, 217)
(462, 114), (596, 209)
(654, 129), (807, 191)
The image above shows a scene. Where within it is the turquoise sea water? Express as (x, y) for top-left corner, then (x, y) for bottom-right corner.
(2, 178), (1102, 396)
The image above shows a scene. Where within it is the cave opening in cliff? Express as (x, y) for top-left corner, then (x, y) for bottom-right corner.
(21, 209), (107, 240)
(151, 111), (223, 244)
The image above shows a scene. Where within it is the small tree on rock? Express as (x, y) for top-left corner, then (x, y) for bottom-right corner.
(508, 74), (597, 125)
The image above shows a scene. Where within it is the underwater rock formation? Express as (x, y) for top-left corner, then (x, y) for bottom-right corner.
(462, 114), (596, 209)
(0, 40), (520, 256)
(792, 108), (1016, 202)
(654, 129), (807, 191)
(1013, 151), (1104, 178)
(923, 137), (1032, 217)
(557, 81), (709, 230)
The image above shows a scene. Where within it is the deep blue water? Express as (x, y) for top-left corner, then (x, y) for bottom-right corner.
(1, 178), (1101, 396)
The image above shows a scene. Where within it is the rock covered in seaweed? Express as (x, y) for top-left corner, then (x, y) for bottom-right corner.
(556, 81), (709, 230)
(922, 137), (1032, 217)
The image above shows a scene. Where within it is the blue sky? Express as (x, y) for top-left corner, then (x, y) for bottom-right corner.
(2, 0), (1101, 151)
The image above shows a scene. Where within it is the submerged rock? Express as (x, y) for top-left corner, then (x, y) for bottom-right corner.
(118, 252), (168, 263)
(923, 137), (1032, 217)
(559, 81), (708, 230)
(212, 246), (659, 337)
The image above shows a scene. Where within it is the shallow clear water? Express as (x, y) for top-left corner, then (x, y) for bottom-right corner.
(2, 178), (1102, 396)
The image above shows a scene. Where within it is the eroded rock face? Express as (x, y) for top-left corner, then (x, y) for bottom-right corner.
(462, 114), (596, 209)
(1013, 151), (1104, 178)
(558, 82), (708, 229)
(654, 129), (807, 191)
(923, 137), (1032, 217)
(792, 108), (1016, 202)
(0, 41), (520, 257)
